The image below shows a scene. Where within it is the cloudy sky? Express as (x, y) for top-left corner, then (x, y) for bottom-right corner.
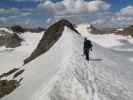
(0, 0), (133, 28)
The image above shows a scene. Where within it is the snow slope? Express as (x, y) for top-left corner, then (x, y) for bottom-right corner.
(0, 31), (43, 73)
(1, 23), (133, 100)
(1, 27), (99, 100)
(16, 32), (44, 56)
(77, 24), (133, 100)
(90, 43), (133, 100)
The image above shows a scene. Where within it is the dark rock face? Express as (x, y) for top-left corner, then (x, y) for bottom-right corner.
(0, 36), (5, 46)
(123, 25), (133, 37)
(0, 32), (23, 48)
(0, 68), (19, 79)
(0, 68), (24, 99)
(24, 19), (80, 64)
(110, 25), (133, 37)
(5, 33), (23, 48)
(0, 79), (21, 98)
(0, 31), (10, 46)
(11, 25), (25, 33)
(13, 69), (25, 79)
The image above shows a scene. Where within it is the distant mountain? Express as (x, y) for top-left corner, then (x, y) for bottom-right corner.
(11, 25), (25, 34)
(24, 19), (80, 64)
(24, 27), (46, 33)
(87, 24), (104, 34)
(108, 25), (133, 37)
(0, 25), (45, 49)
(0, 29), (23, 48)
(10, 25), (45, 33)
(0, 27), (13, 34)
(87, 24), (133, 37)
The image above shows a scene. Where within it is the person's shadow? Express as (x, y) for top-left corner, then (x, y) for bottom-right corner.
(90, 58), (103, 61)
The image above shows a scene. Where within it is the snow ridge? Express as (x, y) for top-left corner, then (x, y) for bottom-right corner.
(1, 26), (99, 100)
(31, 27), (100, 100)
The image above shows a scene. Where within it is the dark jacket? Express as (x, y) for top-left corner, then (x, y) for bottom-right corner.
(84, 39), (93, 50)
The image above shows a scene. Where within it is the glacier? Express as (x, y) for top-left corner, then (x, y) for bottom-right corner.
(1, 24), (133, 100)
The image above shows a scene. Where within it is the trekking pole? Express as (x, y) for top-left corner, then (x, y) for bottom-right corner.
(90, 50), (94, 59)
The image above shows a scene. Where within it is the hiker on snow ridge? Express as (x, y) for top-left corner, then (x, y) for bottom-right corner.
(83, 38), (93, 61)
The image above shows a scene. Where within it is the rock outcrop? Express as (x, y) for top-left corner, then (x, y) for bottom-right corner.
(0, 32), (23, 48)
(110, 25), (133, 37)
(123, 25), (133, 37)
(0, 68), (23, 99)
(11, 25), (25, 34)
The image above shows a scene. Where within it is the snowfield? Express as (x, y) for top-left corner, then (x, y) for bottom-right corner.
(1, 27), (100, 100)
(1, 24), (133, 100)
(77, 24), (133, 49)
(0, 31), (43, 73)
(77, 24), (133, 53)
(16, 32), (44, 56)
(77, 24), (133, 100)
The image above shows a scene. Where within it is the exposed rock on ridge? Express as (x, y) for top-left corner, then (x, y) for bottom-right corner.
(24, 19), (80, 64)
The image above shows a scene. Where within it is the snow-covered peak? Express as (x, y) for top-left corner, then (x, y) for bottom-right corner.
(77, 24), (91, 37)
(77, 23), (103, 36)
(24, 19), (80, 64)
